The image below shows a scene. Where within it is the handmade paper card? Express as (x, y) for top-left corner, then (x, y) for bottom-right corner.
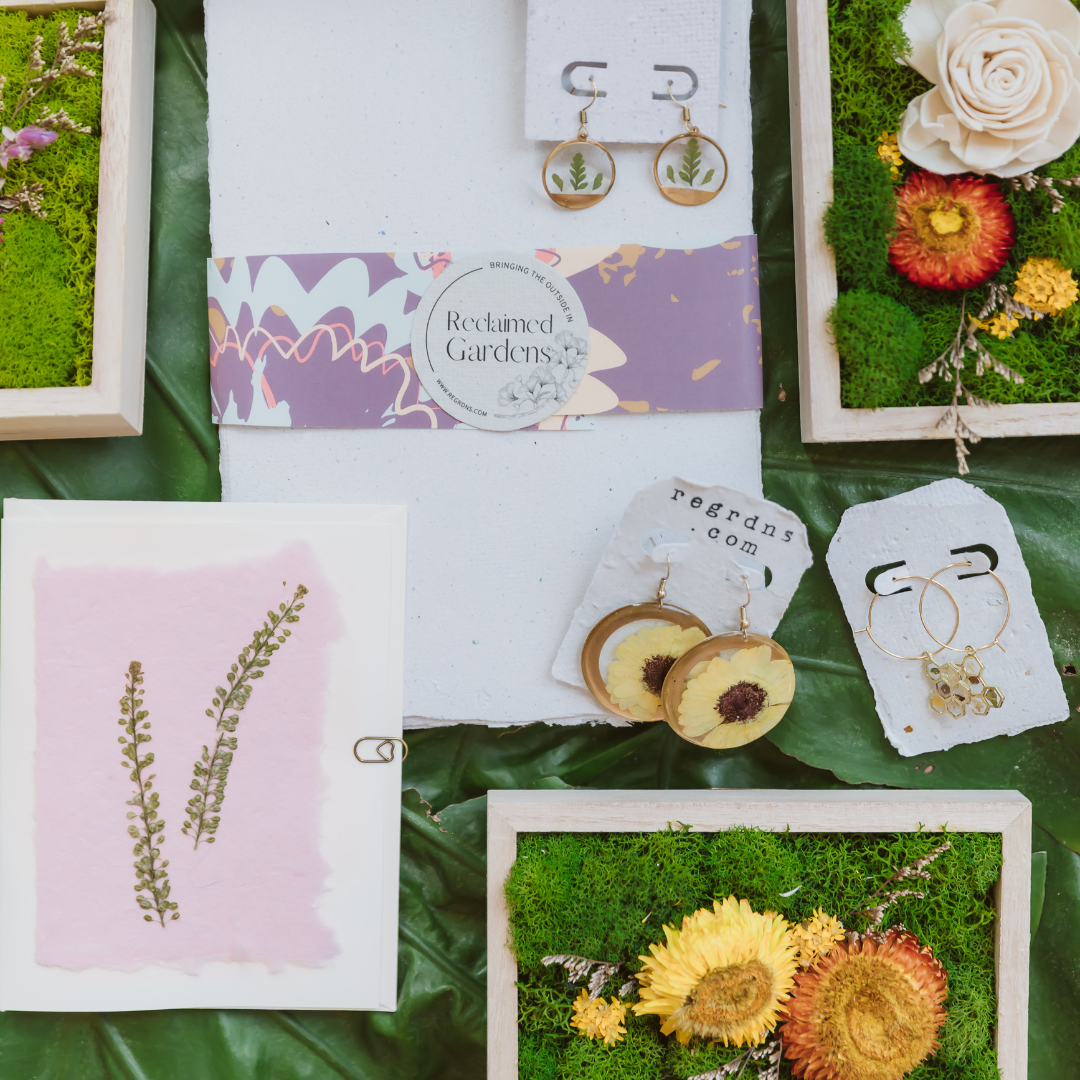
(827, 479), (1067, 756)
(553, 477), (813, 690)
(0, 500), (406, 1011)
(207, 241), (762, 431)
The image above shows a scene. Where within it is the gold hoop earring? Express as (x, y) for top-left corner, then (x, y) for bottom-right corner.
(580, 556), (709, 722)
(855, 574), (966, 718)
(653, 81), (728, 205)
(917, 561), (1008, 716)
(661, 577), (794, 749)
(542, 77), (616, 210)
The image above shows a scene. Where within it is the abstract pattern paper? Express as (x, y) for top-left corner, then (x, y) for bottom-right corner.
(207, 240), (762, 430)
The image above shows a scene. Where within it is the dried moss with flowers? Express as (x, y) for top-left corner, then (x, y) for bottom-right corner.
(507, 826), (1001, 1080)
(0, 8), (104, 389)
(825, 0), (1080, 471)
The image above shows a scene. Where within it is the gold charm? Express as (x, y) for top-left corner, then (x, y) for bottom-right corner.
(542, 78), (616, 210)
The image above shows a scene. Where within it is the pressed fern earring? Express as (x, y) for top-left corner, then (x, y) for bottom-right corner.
(654, 81), (728, 205)
(542, 77), (615, 209)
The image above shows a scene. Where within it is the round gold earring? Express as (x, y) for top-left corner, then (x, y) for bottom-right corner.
(542, 78), (616, 210)
(855, 573), (966, 719)
(653, 81), (728, 206)
(917, 561), (1009, 716)
(581, 557), (709, 722)
(661, 578), (794, 749)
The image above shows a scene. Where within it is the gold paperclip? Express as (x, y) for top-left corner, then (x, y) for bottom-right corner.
(353, 737), (409, 763)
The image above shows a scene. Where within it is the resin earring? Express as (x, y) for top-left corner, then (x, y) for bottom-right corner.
(653, 81), (728, 205)
(855, 572), (967, 718)
(917, 561), (1008, 717)
(661, 578), (794, 749)
(580, 557), (710, 722)
(542, 77), (616, 209)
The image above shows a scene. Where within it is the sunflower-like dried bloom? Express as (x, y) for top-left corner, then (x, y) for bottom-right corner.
(1013, 257), (1079, 316)
(790, 909), (846, 969)
(783, 929), (948, 1080)
(633, 896), (798, 1047)
(876, 132), (903, 179)
(571, 989), (627, 1045)
(888, 172), (1015, 291)
(605, 623), (707, 721)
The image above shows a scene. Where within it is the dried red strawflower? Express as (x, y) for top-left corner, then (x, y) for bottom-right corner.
(889, 172), (1014, 291)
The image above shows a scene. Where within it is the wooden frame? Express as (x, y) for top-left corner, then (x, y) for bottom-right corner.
(0, 0), (154, 439)
(488, 788), (1031, 1080)
(786, 0), (1080, 444)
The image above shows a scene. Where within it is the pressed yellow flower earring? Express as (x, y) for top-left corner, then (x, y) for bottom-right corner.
(581, 557), (710, 722)
(654, 82), (728, 205)
(661, 578), (794, 748)
(542, 78), (616, 209)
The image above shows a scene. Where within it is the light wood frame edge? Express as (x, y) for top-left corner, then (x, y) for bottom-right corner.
(0, 0), (154, 439)
(785, 0), (1080, 444)
(487, 789), (1030, 1080)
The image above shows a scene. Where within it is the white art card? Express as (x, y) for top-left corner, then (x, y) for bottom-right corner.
(0, 500), (406, 1011)
(826, 479), (1067, 757)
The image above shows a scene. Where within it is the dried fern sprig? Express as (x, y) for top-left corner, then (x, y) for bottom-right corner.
(182, 583), (308, 848)
(688, 1035), (782, 1080)
(848, 840), (951, 930)
(542, 954), (627, 999)
(119, 661), (179, 926)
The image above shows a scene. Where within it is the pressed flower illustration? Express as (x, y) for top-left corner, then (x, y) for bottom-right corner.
(634, 896), (799, 1046)
(677, 645), (795, 748)
(183, 583), (308, 848)
(888, 172), (1015, 291)
(604, 623), (707, 720)
(783, 929), (948, 1080)
(118, 661), (179, 926)
(570, 989), (627, 1045)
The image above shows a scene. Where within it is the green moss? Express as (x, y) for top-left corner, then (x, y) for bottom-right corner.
(507, 827), (1001, 1080)
(0, 8), (102, 388)
(825, 0), (1080, 408)
(829, 290), (925, 408)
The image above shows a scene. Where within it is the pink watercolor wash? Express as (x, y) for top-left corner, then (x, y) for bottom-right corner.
(33, 542), (342, 972)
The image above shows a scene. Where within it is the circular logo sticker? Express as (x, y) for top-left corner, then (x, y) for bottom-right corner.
(410, 252), (590, 431)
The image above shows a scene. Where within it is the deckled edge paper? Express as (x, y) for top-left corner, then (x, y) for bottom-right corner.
(552, 477), (813, 688)
(826, 478), (1067, 757)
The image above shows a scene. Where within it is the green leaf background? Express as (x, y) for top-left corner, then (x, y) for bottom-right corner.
(0, 0), (1076, 1076)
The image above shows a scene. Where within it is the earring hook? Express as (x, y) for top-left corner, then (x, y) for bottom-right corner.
(667, 80), (696, 133)
(578, 77), (600, 137)
(655, 554), (671, 608)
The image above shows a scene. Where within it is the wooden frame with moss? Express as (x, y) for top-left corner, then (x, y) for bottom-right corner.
(487, 789), (1031, 1080)
(787, 0), (1080, 444)
(0, 0), (154, 439)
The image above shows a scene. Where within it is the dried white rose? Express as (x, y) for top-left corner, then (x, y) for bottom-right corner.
(897, 0), (1080, 177)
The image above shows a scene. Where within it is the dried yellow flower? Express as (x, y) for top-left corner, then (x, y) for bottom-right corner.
(790, 908), (846, 968)
(876, 131), (903, 178)
(571, 989), (627, 1045)
(1014, 256), (1079, 316)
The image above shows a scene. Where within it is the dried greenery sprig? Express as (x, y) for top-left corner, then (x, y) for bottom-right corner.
(182, 583), (308, 848)
(688, 1035), (783, 1080)
(9, 14), (105, 121)
(119, 661), (179, 926)
(847, 839), (951, 932)
(917, 293), (1025, 474)
(542, 954), (634, 999)
(1008, 170), (1080, 214)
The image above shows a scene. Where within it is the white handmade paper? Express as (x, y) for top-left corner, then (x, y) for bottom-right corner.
(553, 478), (813, 688)
(827, 479), (1067, 757)
(524, 0), (726, 143)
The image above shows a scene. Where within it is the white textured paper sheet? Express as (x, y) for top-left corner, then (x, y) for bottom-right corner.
(524, 1), (726, 143)
(827, 479), (1068, 757)
(553, 478), (813, 688)
(207, 0), (763, 727)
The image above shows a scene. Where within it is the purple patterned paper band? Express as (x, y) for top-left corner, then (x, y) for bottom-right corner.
(207, 239), (762, 429)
